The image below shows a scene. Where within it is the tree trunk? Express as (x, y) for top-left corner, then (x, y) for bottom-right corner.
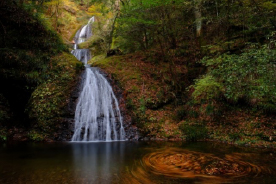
(194, 0), (202, 37)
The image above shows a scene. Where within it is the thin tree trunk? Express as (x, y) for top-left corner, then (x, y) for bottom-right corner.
(194, 0), (202, 37)
(108, 12), (119, 50)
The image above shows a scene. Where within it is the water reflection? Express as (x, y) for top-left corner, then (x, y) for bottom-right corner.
(0, 142), (275, 184)
(71, 142), (126, 183)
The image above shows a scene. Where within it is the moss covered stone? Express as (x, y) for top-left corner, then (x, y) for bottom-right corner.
(28, 52), (82, 141)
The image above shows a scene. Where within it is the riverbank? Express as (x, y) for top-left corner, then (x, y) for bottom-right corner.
(91, 53), (276, 149)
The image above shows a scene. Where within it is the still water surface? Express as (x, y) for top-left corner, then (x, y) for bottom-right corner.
(0, 141), (275, 184)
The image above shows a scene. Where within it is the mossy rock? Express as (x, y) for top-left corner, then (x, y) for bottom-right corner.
(28, 52), (82, 141)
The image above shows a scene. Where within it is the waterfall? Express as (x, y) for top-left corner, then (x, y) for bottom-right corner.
(73, 18), (93, 49)
(71, 16), (125, 142)
(71, 49), (91, 65)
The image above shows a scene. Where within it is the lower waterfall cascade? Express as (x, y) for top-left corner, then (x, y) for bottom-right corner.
(71, 17), (125, 141)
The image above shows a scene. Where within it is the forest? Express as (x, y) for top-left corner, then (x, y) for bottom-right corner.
(0, 0), (276, 148)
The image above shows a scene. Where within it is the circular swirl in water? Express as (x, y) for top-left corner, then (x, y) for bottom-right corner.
(121, 148), (275, 183)
(142, 148), (270, 178)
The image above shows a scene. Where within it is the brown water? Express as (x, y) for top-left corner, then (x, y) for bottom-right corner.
(0, 141), (275, 184)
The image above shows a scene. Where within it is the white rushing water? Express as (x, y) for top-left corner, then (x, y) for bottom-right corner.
(71, 17), (125, 141)
(71, 49), (91, 65)
(73, 17), (93, 49)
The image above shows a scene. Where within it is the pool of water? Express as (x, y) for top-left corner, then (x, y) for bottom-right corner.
(0, 141), (275, 183)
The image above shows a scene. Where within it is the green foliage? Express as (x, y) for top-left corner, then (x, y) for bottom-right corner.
(139, 97), (146, 115)
(115, 0), (276, 55)
(179, 121), (208, 141)
(116, 0), (193, 53)
(28, 53), (81, 139)
(79, 35), (107, 55)
(202, 0), (275, 48)
(199, 44), (276, 111)
(192, 75), (223, 103)
(28, 130), (45, 142)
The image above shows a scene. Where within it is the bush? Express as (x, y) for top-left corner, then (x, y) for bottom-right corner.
(179, 121), (208, 141)
(28, 130), (45, 142)
(197, 45), (276, 111)
(192, 75), (223, 103)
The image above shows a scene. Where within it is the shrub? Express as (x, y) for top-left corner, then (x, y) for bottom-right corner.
(198, 45), (276, 112)
(28, 130), (45, 142)
(192, 75), (223, 103)
(179, 121), (208, 141)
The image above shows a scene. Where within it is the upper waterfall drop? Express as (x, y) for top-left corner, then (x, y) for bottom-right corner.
(73, 16), (94, 49)
(71, 17), (126, 142)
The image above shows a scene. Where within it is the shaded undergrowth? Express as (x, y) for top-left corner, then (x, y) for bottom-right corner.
(92, 52), (276, 148)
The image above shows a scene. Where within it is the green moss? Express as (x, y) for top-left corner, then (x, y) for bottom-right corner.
(28, 52), (82, 140)
(89, 54), (106, 64)
(92, 55), (121, 67)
